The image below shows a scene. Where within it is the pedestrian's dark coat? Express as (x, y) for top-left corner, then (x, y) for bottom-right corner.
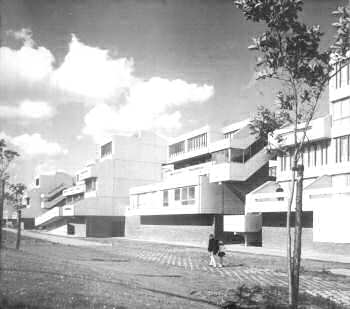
(208, 238), (219, 254)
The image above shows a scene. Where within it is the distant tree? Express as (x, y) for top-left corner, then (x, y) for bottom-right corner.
(234, 1), (350, 308)
(0, 139), (19, 248)
(6, 183), (26, 250)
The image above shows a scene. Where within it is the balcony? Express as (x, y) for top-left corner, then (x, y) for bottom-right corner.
(273, 116), (331, 147)
(209, 148), (270, 182)
(35, 207), (62, 226)
(224, 214), (262, 233)
(77, 165), (97, 181)
(63, 183), (85, 197)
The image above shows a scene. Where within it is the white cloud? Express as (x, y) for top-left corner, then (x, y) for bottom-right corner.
(52, 35), (134, 100)
(4, 133), (68, 157)
(83, 76), (214, 142)
(0, 100), (55, 119)
(0, 37), (54, 85)
(7, 28), (35, 47)
(1, 29), (215, 141)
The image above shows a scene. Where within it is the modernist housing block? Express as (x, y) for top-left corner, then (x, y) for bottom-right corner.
(21, 172), (74, 229)
(127, 120), (272, 246)
(34, 131), (167, 237)
(245, 59), (350, 253)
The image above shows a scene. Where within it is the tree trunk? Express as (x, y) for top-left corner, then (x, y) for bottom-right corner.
(16, 209), (21, 250)
(291, 165), (304, 309)
(0, 179), (4, 249)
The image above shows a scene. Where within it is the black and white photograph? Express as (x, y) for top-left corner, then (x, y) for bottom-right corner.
(1, 0), (350, 308)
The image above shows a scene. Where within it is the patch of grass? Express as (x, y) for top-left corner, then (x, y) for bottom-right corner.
(220, 285), (348, 309)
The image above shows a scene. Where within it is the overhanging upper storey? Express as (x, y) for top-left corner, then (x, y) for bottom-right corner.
(270, 115), (331, 148)
(167, 125), (222, 164)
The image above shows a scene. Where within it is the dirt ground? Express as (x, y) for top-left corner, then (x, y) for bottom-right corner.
(1, 231), (350, 309)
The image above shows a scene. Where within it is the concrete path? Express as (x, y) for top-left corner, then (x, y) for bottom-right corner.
(225, 244), (350, 264)
(134, 249), (350, 307)
(4, 228), (350, 306)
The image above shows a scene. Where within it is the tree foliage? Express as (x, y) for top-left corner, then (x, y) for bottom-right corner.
(234, 1), (350, 308)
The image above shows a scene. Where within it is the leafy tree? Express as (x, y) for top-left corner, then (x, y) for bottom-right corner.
(234, 0), (350, 308)
(0, 139), (19, 248)
(6, 183), (26, 250)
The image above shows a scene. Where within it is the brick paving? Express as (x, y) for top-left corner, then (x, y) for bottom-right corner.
(135, 250), (350, 307)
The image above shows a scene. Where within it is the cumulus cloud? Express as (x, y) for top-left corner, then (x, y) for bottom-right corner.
(0, 34), (54, 86)
(1, 29), (215, 141)
(52, 35), (134, 100)
(0, 100), (55, 119)
(1, 132), (68, 157)
(83, 76), (214, 142)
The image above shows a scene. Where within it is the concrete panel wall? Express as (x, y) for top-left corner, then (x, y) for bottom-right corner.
(125, 215), (214, 246)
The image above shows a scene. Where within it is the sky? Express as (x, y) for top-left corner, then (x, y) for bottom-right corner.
(0, 0), (347, 185)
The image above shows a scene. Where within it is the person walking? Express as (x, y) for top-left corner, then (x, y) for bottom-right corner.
(217, 240), (226, 267)
(208, 233), (218, 267)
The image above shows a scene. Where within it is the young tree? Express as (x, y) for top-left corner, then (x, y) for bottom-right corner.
(6, 183), (27, 250)
(234, 1), (350, 308)
(0, 139), (19, 248)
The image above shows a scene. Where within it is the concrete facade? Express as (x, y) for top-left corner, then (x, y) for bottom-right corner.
(246, 59), (350, 251)
(34, 131), (167, 237)
(127, 120), (272, 245)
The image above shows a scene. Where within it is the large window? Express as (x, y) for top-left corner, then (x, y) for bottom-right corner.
(187, 133), (207, 151)
(212, 149), (230, 164)
(335, 135), (350, 163)
(181, 186), (195, 205)
(85, 178), (97, 192)
(101, 141), (112, 158)
(335, 61), (350, 89)
(332, 99), (350, 121)
(169, 141), (185, 157)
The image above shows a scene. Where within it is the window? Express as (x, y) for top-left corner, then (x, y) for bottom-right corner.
(335, 135), (350, 163)
(269, 166), (277, 178)
(163, 190), (169, 207)
(332, 99), (350, 121)
(280, 154), (288, 172)
(181, 186), (195, 205)
(25, 197), (30, 206)
(212, 149), (230, 164)
(187, 133), (207, 151)
(35, 178), (39, 186)
(101, 142), (112, 158)
(320, 142), (328, 165)
(85, 178), (97, 192)
(169, 141), (185, 157)
(174, 188), (180, 201)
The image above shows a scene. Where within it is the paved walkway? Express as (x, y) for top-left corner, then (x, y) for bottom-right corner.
(134, 249), (350, 306)
(6, 228), (350, 306)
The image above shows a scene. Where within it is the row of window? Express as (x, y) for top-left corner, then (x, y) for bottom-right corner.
(169, 134), (208, 157)
(169, 141), (185, 157)
(163, 186), (196, 207)
(187, 133), (207, 152)
(280, 142), (329, 171)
